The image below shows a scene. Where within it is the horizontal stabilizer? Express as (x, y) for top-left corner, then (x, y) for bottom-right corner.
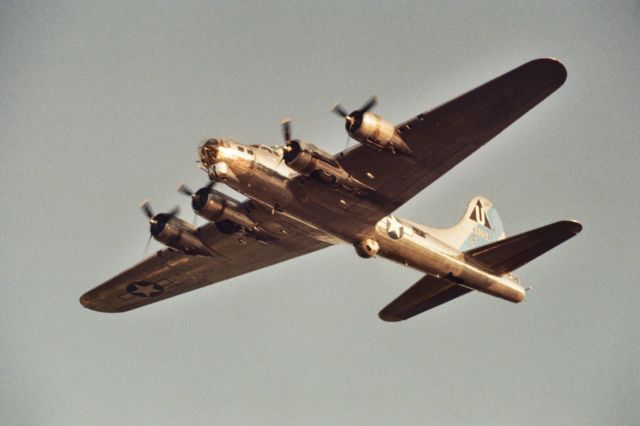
(379, 274), (472, 322)
(465, 220), (582, 274)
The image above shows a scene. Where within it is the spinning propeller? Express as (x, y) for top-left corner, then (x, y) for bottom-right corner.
(280, 118), (301, 164)
(177, 181), (217, 225)
(140, 200), (179, 236)
(331, 96), (377, 132)
(177, 181), (216, 209)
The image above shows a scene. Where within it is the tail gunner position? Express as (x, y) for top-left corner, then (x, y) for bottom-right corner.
(81, 58), (582, 321)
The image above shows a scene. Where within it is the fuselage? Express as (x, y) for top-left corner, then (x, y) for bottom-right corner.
(198, 138), (525, 303)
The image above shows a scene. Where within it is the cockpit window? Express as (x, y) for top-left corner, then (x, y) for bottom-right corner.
(259, 145), (277, 155)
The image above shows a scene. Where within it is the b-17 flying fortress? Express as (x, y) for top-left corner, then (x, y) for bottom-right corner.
(81, 58), (581, 321)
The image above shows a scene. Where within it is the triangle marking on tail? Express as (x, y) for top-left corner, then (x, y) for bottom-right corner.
(469, 200), (492, 229)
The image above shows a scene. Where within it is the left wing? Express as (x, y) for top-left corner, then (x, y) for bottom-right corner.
(81, 213), (331, 313)
(337, 59), (567, 229)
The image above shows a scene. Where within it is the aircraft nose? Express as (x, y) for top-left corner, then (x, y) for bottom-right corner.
(199, 139), (219, 167)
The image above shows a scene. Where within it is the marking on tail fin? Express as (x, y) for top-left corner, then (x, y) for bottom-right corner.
(469, 200), (492, 229)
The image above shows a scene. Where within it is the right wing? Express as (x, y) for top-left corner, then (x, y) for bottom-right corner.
(337, 59), (567, 231)
(379, 274), (472, 322)
(81, 209), (332, 313)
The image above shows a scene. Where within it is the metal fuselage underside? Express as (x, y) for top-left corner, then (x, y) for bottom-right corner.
(199, 139), (525, 303)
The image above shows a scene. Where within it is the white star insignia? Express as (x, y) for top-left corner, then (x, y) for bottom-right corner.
(128, 282), (163, 297)
(386, 216), (404, 239)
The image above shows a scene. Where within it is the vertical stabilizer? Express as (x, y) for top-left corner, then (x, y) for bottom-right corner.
(422, 196), (505, 250)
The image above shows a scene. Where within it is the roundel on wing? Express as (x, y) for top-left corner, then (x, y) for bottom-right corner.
(126, 281), (164, 298)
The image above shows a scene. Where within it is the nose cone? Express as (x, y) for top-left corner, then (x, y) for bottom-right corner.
(199, 139), (219, 168)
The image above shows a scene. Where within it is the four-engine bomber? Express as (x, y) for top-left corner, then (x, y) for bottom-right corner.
(81, 58), (581, 321)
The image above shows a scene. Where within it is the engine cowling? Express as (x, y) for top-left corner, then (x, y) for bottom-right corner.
(283, 139), (373, 192)
(348, 112), (412, 155)
(191, 189), (257, 230)
(150, 214), (212, 256)
(282, 140), (319, 176)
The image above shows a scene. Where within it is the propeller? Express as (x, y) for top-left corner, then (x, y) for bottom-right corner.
(143, 234), (153, 256)
(176, 183), (195, 197)
(331, 96), (377, 132)
(282, 118), (292, 145)
(280, 118), (301, 164)
(177, 181), (216, 212)
(177, 183), (199, 225)
(140, 199), (179, 236)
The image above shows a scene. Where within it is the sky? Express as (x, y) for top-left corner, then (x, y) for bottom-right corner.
(1, 1), (639, 424)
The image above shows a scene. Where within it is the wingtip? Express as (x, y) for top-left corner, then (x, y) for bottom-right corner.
(529, 57), (567, 86)
(563, 220), (583, 235)
(79, 291), (119, 313)
(378, 311), (404, 322)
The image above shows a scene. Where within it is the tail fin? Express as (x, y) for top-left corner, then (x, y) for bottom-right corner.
(422, 196), (505, 250)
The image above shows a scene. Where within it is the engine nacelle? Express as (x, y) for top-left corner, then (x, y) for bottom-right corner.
(150, 214), (212, 257)
(191, 189), (257, 230)
(284, 140), (373, 192)
(349, 112), (412, 155)
(283, 140), (335, 174)
(355, 238), (380, 258)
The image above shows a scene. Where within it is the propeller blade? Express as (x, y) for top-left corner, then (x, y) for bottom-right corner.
(167, 206), (180, 217)
(360, 96), (377, 113)
(143, 234), (153, 256)
(277, 151), (287, 167)
(140, 200), (153, 218)
(331, 103), (349, 118)
(331, 97), (377, 131)
(176, 182), (193, 197)
(281, 118), (292, 143)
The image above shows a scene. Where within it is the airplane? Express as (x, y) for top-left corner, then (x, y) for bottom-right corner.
(80, 58), (582, 321)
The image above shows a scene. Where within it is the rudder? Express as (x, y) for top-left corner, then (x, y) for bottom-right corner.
(422, 196), (505, 250)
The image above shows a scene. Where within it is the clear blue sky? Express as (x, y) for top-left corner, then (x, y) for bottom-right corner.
(1, 1), (638, 424)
